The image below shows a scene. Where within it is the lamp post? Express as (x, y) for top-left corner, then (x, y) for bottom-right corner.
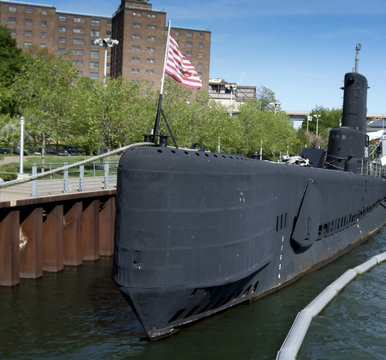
(225, 84), (237, 116)
(313, 114), (321, 137)
(18, 116), (25, 178)
(93, 38), (119, 83)
(268, 102), (280, 114)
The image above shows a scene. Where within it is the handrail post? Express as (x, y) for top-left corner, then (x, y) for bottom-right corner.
(104, 161), (109, 190)
(79, 165), (84, 192)
(63, 163), (69, 193)
(32, 164), (37, 197)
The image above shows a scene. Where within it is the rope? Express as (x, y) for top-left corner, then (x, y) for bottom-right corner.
(0, 142), (154, 189)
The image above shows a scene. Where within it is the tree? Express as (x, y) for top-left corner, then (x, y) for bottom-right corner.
(12, 49), (78, 166)
(256, 86), (280, 112)
(0, 25), (26, 115)
(303, 106), (342, 149)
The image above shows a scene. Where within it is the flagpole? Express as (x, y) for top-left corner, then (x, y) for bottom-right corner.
(153, 20), (172, 138)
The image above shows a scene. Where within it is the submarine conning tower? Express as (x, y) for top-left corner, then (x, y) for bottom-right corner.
(326, 71), (368, 173)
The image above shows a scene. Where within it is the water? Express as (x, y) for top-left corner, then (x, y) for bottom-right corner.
(1, 229), (385, 360)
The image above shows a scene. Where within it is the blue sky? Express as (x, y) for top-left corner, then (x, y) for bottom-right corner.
(17, 0), (386, 113)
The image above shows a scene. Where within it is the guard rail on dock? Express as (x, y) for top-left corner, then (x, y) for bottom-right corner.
(276, 251), (386, 360)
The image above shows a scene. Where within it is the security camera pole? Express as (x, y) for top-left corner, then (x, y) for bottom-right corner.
(93, 38), (119, 84)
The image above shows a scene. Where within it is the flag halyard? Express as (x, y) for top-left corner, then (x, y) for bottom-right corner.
(165, 34), (202, 90)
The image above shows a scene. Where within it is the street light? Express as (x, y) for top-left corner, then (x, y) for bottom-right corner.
(268, 101), (280, 114)
(18, 116), (25, 179)
(93, 38), (119, 83)
(225, 84), (237, 116)
(313, 114), (321, 137)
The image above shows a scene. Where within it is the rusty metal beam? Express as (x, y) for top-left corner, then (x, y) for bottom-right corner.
(0, 209), (20, 286)
(42, 204), (64, 272)
(63, 201), (83, 266)
(99, 197), (115, 256)
(82, 199), (100, 261)
(20, 207), (43, 278)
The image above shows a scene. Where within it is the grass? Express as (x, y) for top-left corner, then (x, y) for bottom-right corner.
(0, 154), (120, 181)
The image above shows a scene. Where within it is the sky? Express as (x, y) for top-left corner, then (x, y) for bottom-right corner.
(14, 0), (386, 114)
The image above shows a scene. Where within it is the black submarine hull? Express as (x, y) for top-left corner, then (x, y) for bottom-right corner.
(112, 146), (386, 339)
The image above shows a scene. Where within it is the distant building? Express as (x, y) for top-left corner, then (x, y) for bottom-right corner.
(209, 78), (256, 114)
(0, 0), (211, 89)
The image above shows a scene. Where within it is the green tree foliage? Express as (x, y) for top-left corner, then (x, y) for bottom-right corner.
(0, 25), (26, 115)
(12, 48), (78, 164)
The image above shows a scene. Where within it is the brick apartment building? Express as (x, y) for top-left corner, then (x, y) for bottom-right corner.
(0, 0), (211, 90)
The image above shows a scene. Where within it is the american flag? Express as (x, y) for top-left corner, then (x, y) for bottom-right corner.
(165, 34), (202, 90)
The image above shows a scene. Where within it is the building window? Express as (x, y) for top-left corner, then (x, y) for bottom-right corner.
(199, 42), (204, 48)
(107, 62), (111, 67)
(73, 49), (84, 55)
(131, 68), (140, 73)
(185, 51), (192, 56)
(147, 25), (156, 29)
(147, 14), (156, 18)
(73, 28), (85, 34)
(8, 6), (16, 12)
(25, 19), (33, 25)
(58, 37), (66, 43)
(91, 40), (98, 46)
(198, 62), (203, 67)
(58, 48), (66, 53)
(40, 43), (47, 48)
(59, 16), (66, 21)
(24, 30), (32, 37)
(40, 32), (47, 38)
(8, 17), (16, 23)
(23, 42), (32, 47)
(91, 30), (100, 36)
(10, 29), (16, 35)
(131, 46), (140, 51)
(41, 9), (47, 15)
(146, 36), (155, 41)
(91, 19), (100, 26)
(198, 52), (203, 58)
(146, 47), (155, 53)
(132, 34), (141, 39)
(133, 23), (141, 28)
(106, 31), (112, 35)
(78, 71), (83, 76)
(198, 72), (203, 77)
(90, 72), (99, 79)
(186, 31), (192, 37)
(131, 57), (140, 62)
(145, 70), (154, 75)
(59, 26), (66, 32)
(90, 62), (99, 69)
(186, 41), (192, 47)
(25, 8), (33, 14)
(73, 60), (84, 65)
(174, 30), (179, 36)
(41, 20), (47, 26)
(90, 51), (99, 58)
(73, 38), (84, 45)
(73, 17), (85, 23)
(200, 33), (204, 38)
(146, 58), (155, 63)
(133, 12), (141, 16)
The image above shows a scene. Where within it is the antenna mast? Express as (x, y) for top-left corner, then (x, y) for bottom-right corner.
(353, 43), (361, 73)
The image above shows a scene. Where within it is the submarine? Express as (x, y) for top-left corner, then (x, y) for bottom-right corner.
(112, 47), (386, 339)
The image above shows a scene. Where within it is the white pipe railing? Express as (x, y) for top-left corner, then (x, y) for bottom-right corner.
(276, 251), (386, 360)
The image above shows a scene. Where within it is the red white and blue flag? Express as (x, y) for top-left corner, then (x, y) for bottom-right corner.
(165, 34), (202, 90)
